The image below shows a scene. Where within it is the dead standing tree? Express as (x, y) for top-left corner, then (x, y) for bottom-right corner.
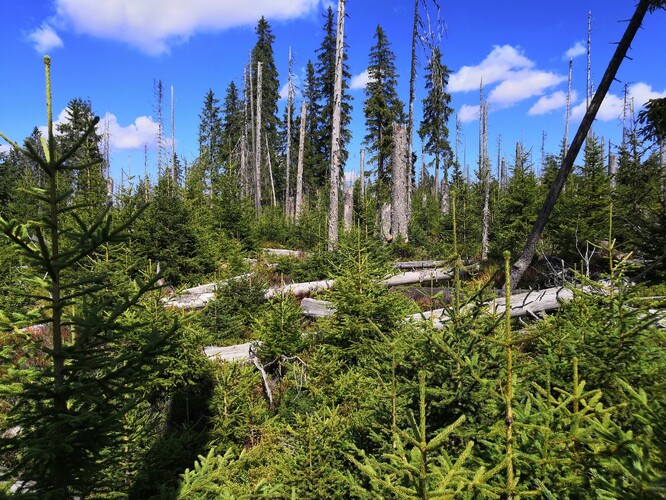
(328, 0), (346, 249)
(509, 0), (664, 289)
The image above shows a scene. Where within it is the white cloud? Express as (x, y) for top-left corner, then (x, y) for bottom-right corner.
(350, 69), (370, 90)
(39, 109), (159, 151)
(458, 104), (479, 124)
(529, 90), (578, 115)
(565, 41), (585, 59)
(449, 45), (533, 93)
(571, 82), (666, 122)
(54, 0), (320, 55)
(488, 70), (565, 107)
(28, 23), (64, 53)
(0, 144), (11, 154)
(102, 113), (159, 150)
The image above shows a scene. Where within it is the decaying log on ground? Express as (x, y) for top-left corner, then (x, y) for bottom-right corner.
(204, 343), (255, 363)
(407, 286), (574, 329)
(380, 268), (453, 286)
(263, 248), (310, 258)
(394, 260), (449, 270)
(301, 298), (336, 318)
(264, 279), (335, 299)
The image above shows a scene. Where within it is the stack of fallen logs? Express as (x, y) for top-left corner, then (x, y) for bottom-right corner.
(162, 255), (579, 363)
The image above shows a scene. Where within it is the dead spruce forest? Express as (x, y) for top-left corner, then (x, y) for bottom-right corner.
(1, 1), (666, 498)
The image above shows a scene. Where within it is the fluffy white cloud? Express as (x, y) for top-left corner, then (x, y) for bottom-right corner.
(571, 82), (666, 122)
(565, 41), (585, 59)
(449, 45), (533, 92)
(102, 113), (160, 150)
(0, 144), (11, 154)
(488, 70), (565, 107)
(350, 69), (371, 90)
(28, 23), (64, 53)
(39, 109), (159, 151)
(457, 104), (479, 124)
(529, 90), (578, 115)
(53, 0), (320, 54)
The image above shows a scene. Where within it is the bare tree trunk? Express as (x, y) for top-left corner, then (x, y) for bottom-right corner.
(407, 0), (419, 220)
(391, 122), (408, 241)
(609, 145), (618, 190)
(343, 176), (353, 232)
(481, 101), (490, 261)
(265, 132), (276, 206)
(295, 101), (307, 222)
(509, 0), (653, 289)
(359, 148), (365, 199)
(285, 48), (294, 217)
(328, 0), (346, 249)
(501, 157), (507, 191)
(254, 61), (263, 215)
(171, 85), (176, 180)
(564, 58), (572, 157)
(660, 137), (665, 198)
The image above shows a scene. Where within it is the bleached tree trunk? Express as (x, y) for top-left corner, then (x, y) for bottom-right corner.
(343, 177), (353, 232)
(285, 47), (294, 217)
(660, 138), (665, 198)
(391, 122), (409, 241)
(481, 100), (490, 261)
(359, 148), (365, 198)
(328, 0), (346, 250)
(510, 0), (653, 289)
(440, 179), (450, 215)
(254, 61), (263, 215)
(380, 203), (391, 241)
(407, 0), (419, 219)
(265, 133), (276, 206)
(564, 58), (572, 158)
(501, 157), (507, 190)
(295, 101), (307, 222)
(171, 85), (176, 180)
(609, 147), (618, 190)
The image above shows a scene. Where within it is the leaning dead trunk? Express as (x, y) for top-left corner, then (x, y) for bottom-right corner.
(510, 0), (654, 289)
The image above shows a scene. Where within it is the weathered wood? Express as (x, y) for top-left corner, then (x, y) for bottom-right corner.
(407, 286), (574, 329)
(301, 298), (336, 318)
(394, 260), (449, 270)
(390, 122), (408, 241)
(264, 248), (309, 258)
(265, 279), (335, 299)
(380, 268), (453, 286)
(204, 342), (255, 363)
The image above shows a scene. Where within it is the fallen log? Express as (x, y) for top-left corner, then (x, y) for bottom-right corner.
(380, 268), (453, 286)
(407, 286), (574, 329)
(204, 342), (255, 363)
(301, 298), (336, 318)
(265, 279), (335, 299)
(394, 260), (449, 270)
(264, 248), (310, 258)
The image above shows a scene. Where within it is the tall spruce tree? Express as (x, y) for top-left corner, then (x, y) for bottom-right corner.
(221, 81), (244, 171)
(315, 6), (353, 171)
(198, 89), (223, 173)
(251, 17), (281, 170)
(303, 60), (324, 194)
(364, 25), (405, 204)
(418, 46), (453, 206)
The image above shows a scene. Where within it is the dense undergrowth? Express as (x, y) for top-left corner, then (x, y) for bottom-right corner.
(1, 56), (665, 498)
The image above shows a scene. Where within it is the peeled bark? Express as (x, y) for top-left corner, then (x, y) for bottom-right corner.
(295, 101), (307, 221)
(254, 61), (263, 215)
(391, 122), (409, 241)
(510, 0), (653, 289)
(328, 0), (346, 249)
(343, 178), (353, 232)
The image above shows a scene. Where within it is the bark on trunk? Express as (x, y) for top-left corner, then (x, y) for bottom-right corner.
(509, 0), (652, 289)
(343, 178), (353, 232)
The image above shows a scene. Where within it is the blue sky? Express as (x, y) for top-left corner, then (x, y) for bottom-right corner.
(1, 0), (665, 184)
